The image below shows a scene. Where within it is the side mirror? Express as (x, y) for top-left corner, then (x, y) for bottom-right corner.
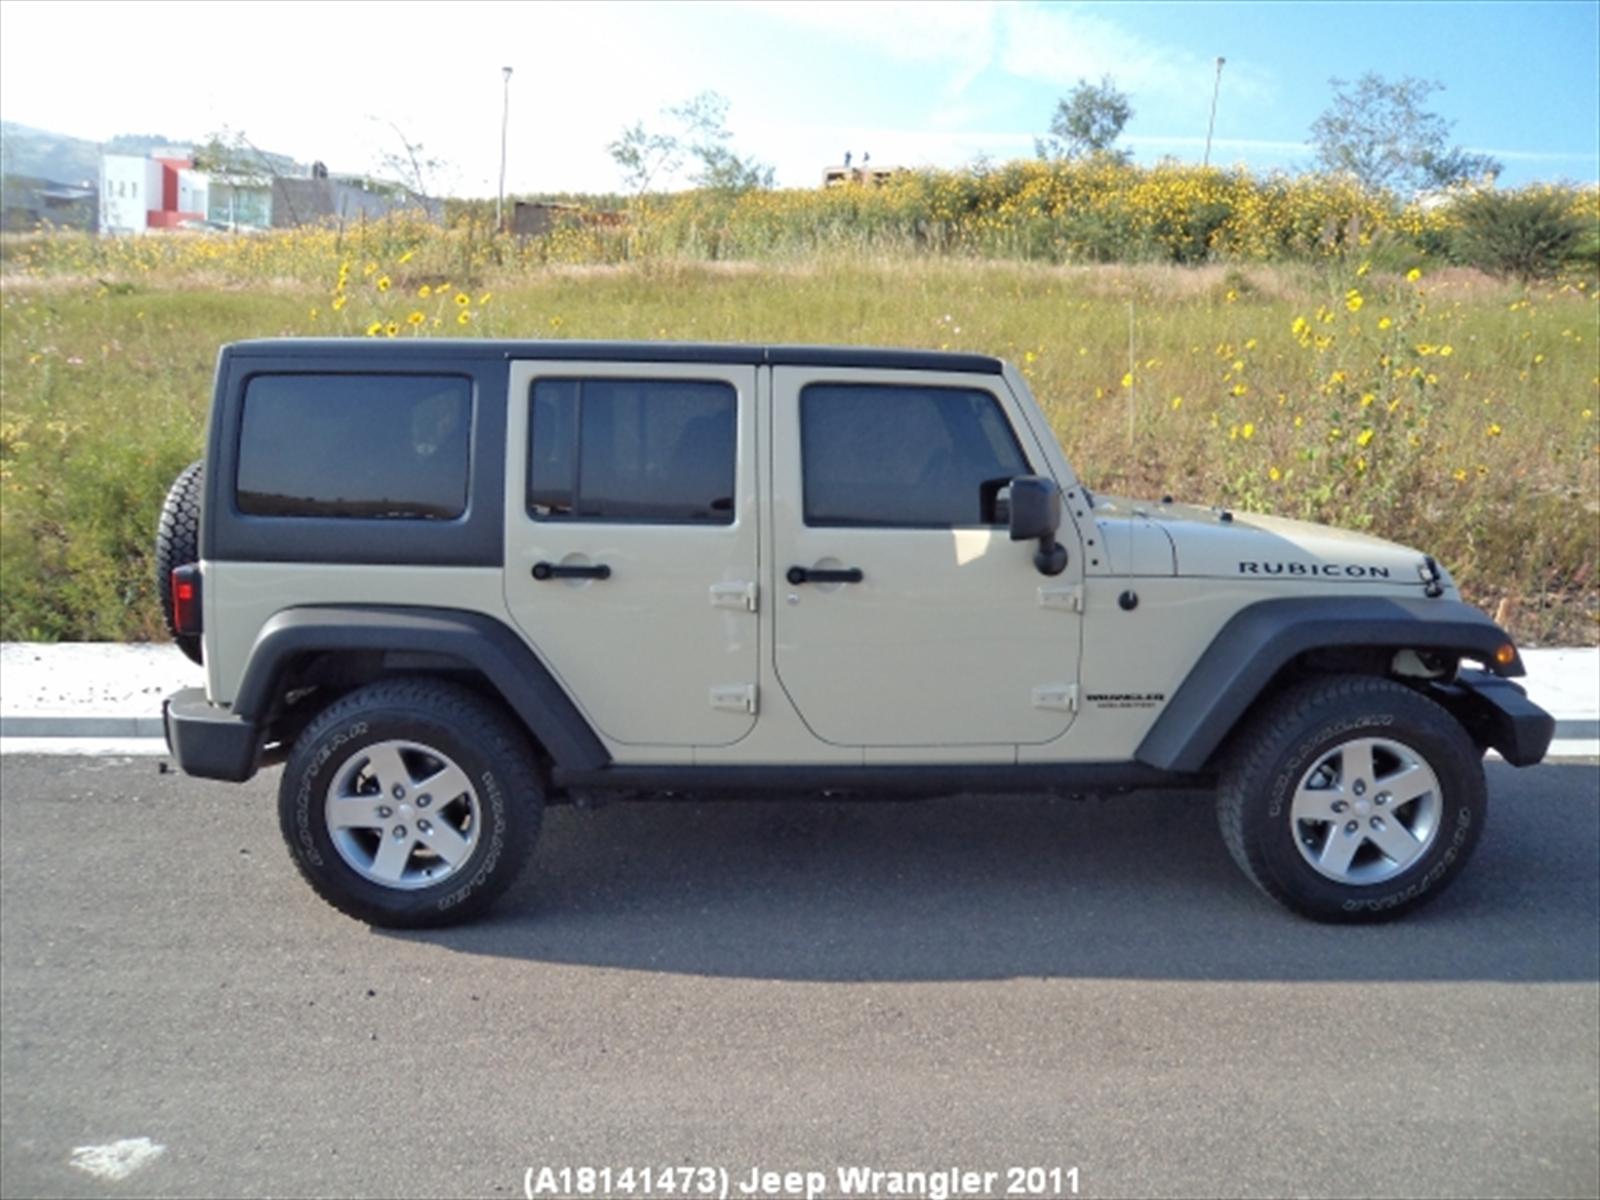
(1008, 475), (1068, 576)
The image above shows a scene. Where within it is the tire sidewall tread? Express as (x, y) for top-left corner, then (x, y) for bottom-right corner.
(1218, 674), (1486, 923)
(278, 678), (542, 928)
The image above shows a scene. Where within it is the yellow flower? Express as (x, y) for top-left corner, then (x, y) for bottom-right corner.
(1356, 260), (1371, 277)
(398, 249), (415, 264)
(331, 295), (347, 312)
(384, 321), (400, 338)
(457, 310), (471, 326)
(1452, 468), (1468, 482)
(365, 320), (382, 337)
(1120, 372), (1133, 389)
(1357, 429), (1374, 447)
(376, 275), (392, 292)
(1486, 423), (1503, 437)
(1244, 338), (1258, 350)
(1439, 345), (1453, 357)
(1377, 316), (1393, 330)
(478, 291), (492, 306)
(1170, 395), (1183, 410)
(455, 292), (470, 307)
(1293, 415), (1304, 428)
(1355, 456), (1368, 474)
(1406, 267), (1423, 283)
(1268, 466), (1281, 482)
(1534, 353), (1545, 365)
(1241, 422), (1255, 440)
(419, 285), (432, 298)
(1231, 383), (1249, 397)
(407, 311), (425, 326)
(1359, 393), (1375, 407)
(1345, 290), (1363, 312)
(1416, 344), (1436, 356)
(1291, 316), (1309, 336)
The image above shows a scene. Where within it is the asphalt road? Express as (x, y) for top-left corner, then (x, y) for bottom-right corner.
(1, 756), (1596, 1200)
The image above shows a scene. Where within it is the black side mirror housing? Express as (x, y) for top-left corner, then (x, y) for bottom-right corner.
(1008, 475), (1068, 576)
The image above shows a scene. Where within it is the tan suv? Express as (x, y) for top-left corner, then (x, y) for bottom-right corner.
(158, 339), (1553, 928)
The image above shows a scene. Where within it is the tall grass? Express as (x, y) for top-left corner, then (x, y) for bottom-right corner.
(2, 254), (1595, 645)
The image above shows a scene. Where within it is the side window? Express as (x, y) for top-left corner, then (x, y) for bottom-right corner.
(527, 378), (736, 523)
(801, 383), (1030, 527)
(236, 373), (472, 519)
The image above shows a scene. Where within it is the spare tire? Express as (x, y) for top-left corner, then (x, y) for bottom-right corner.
(156, 460), (204, 665)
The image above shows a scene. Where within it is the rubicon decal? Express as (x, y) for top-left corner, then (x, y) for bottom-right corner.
(1239, 561), (1392, 578)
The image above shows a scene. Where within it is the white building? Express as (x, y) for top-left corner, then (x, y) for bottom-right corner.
(99, 152), (208, 235)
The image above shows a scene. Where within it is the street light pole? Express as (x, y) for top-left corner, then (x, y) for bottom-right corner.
(1203, 56), (1225, 167)
(497, 65), (513, 231)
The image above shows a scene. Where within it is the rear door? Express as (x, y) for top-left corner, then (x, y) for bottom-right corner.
(503, 360), (759, 748)
(770, 367), (1083, 749)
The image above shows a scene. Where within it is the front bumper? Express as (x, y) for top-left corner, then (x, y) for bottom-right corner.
(163, 687), (261, 782)
(1435, 670), (1555, 767)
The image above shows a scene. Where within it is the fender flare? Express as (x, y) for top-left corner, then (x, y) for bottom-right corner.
(1135, 595), (1520, 773)
(233, 605), (610, 771)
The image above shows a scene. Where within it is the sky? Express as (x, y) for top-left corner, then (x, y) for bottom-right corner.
(1, 0), (1596, 195)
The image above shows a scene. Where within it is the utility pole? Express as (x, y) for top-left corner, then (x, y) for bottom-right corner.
(1203, 56), (1225, 167)
(497, 65), (513, 231)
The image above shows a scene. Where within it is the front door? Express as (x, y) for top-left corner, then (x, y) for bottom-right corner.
(770, 367), (1083, 749)
(503, 361), (759, 748)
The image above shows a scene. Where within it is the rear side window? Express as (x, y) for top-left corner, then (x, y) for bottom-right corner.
(801, 383), (1029, 527)
(237, 374), (472, 519)
(527, 378), (736, 523)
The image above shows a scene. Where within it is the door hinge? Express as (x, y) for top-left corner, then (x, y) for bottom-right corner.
(710, 684), (758, 714)
(1032, 683), (1078, 712)
(1038, 585), (1084, 613)
(710, 580), (759, 612)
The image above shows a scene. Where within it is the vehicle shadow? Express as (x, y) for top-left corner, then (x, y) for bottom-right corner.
(388, 762), (1600, 984)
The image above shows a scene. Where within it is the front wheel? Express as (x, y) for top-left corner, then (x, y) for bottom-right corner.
(1217, 675), (1486, 922)
(278, 678), (542, 928)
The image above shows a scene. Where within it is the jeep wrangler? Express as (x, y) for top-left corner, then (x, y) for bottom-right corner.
(159, 339), (1554, 928)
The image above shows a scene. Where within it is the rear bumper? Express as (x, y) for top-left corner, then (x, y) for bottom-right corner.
(1436, 670), (1555, 767)
(163, 687), (261, 782)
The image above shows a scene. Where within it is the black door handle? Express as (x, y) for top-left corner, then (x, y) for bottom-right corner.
(787, 565), (864, 585)
(533, 561), (611, 581)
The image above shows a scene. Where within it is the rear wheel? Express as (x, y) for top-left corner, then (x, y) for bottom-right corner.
(1217, 674), (1486, 922)
(278, 678), (542, 928)
(155, 460), (204, 665)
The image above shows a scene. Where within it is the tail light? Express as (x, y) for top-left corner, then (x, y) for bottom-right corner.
(171, 565), (202, 636)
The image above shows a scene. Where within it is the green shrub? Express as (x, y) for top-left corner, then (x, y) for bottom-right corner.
(1452, 188), (1588, 281)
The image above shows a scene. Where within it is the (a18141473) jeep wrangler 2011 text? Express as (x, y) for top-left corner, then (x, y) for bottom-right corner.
(158, 339), (1554, 928)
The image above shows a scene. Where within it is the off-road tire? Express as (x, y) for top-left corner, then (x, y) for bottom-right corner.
(1217, 674), (1486, 922)
(278, 678), (543, 928)
(155, 460), (204, 665)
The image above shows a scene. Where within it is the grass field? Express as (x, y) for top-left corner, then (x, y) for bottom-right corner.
(1, 251), (1596, 645)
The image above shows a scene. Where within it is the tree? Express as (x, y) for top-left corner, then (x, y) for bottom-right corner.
(1310, 73), (1501, 194)
(1036, 76), (1133, 163)
(375, 120), (447, 209)
(607, 91), (773, 197)
(1452, 189), (1585, 281)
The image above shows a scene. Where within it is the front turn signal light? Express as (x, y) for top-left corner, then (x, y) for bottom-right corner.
(1494, 642), (1517, 668)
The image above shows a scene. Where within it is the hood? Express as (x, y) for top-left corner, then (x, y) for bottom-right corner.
(1093, 495), (1436, 587)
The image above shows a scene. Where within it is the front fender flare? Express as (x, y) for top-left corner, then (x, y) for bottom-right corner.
(1135, 596), (1520, 773)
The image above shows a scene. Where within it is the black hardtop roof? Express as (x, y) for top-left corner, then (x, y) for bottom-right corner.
(223, 338), (1005, 376)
